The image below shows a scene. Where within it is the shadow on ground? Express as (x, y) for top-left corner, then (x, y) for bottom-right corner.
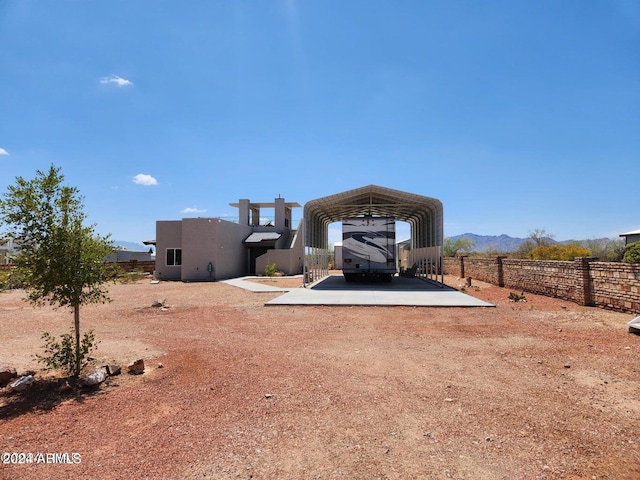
(0, 377), (111, 420)
(311, 274), (455, 292)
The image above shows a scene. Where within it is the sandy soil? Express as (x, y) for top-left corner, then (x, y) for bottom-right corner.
(1, 275), (639, 480)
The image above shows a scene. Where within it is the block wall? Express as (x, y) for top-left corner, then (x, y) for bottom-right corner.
(445, 256), (640, 314)
(501, 259), (580, 303)
(1, 261), (156, 274)
(115, 260), (156, 274)
(461, 257), (504, 286)
(443, 257), (459, 276)
(589, 262), (640, 313)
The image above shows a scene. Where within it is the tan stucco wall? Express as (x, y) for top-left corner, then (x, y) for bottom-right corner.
(623, 234), (640, 245)
(180, 218), (252, 281)
(180, 218), (218, 281)
(255, 228), (304, 276)
(156, 217), (303, 281)
(212, 219), (252, 280)
(155, 221), (183, 280)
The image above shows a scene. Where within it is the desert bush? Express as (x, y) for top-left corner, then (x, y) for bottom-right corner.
(265, 262), (277, 277)
(512, 229), (555, 259)
(0, 268), (24, 290)
(509, 292), (527, 302)
(114, 268), (147, 284)
(585, 238), (625, 262)
(35, 329), (98, 376)
(530, 243), (591, 261)
(512, 239), (536, 259)
(471, 248), (510, 257)
(623, 241), (640, 264)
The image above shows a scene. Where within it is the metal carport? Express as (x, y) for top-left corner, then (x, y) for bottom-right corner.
(303, 185), (444, 286)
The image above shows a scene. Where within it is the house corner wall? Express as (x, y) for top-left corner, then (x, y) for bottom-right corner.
(255, 225), (304, 275)
(213, 220), (252, 280)
(181, 218), (252, 281)
(155, 220), (183, 281)
(181, 218), (218, 281)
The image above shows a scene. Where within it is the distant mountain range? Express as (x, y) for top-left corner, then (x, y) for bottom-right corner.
(448, 233), (610, 253)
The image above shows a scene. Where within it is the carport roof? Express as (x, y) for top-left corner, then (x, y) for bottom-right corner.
(304, 185), (443, 248)
(305, 185), (442, 223)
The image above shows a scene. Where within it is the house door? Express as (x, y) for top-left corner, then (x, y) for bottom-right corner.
(248, 247), (268, 275)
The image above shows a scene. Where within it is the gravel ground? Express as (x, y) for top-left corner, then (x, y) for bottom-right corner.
(1, 275), (639, 480)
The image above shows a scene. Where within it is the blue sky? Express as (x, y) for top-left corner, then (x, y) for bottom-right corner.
(1, 0), (639, 246)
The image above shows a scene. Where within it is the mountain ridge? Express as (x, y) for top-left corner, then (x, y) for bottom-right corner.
(448, 233), (611, 253)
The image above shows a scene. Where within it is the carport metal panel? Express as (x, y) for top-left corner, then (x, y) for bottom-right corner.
(303, 185), (444, 286)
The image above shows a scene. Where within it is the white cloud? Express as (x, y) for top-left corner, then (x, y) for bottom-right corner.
(0, 148), (8, 155)
(181, 207), (207, 214)
(100, 75), (134, 87)
(132, 174), (158, 186)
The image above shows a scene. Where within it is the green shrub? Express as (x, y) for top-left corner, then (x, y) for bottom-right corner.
(0, 268), (24, 291)
(623, 241), (640, 264)
(443, 237), (475, 257)
(530, 243), (591, 261)
(115, 268), (147, 284)
(585, 238), (625, 262)
(264, 262), (277, 277)
(35, 329), (98, 376)
(509, 292), (527, 302)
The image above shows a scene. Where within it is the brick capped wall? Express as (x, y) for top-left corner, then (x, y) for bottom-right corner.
(114, 260), (155, 274)
(461, 257), (504, 286)
(446, 256), (640, 314)
(501, 259), (581, 303)
(589, 262), (640, 313)
(443, 257), (460, 276)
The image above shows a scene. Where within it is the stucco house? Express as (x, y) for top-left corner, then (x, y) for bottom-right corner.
(620, 229), (640, 246)
(105, 245), (154, 263)
(154, 197), (303, 281)
(154, 185), (444, 285)
(0, 237), (20, 265)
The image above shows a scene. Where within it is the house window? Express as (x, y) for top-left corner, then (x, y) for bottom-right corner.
(166, 248), (182, 266)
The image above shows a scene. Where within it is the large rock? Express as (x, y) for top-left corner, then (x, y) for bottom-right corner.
(82, 369), (108, 387)
(0, 366), (18, 386)
(128, 359), (145, 375)
(9, 375), (35, 392)
(104, 364), (121, 376)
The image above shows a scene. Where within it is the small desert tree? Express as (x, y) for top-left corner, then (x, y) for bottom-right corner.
(585, 238), (625, 262)
(443, 237), (475, 257)
(513, 229), (555, 259)
(0, 165), (114, 377)
(528, 228), (554, 247)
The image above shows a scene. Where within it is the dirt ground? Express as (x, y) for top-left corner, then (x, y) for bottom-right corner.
(1, 274), (639, 480)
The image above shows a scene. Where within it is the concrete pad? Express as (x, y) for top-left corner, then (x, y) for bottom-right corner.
(264, 275), (494, 307)
(221, 276), (292, 292)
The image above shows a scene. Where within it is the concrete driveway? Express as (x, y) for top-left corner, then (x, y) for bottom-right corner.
(245, 274), (495, 307)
